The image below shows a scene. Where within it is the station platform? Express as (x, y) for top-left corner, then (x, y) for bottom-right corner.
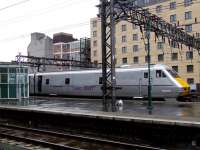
(0, 96), (200, 128)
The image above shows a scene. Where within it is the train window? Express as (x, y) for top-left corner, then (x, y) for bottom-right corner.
(167, 69), (180, 78)
(46, 79), (49, 85)
(162, 72), (166, 77)
(144, 72), (148, 78)
(99, 77), (103, 84)
(156, 70), (166, 78)
(65, 78), (70, 84)
(156, 70), (162, 78)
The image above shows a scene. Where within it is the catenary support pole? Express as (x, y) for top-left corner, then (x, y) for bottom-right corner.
(146, 18), (153, 114)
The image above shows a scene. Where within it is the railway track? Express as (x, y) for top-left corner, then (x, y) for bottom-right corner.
(0, 123), (166, 150)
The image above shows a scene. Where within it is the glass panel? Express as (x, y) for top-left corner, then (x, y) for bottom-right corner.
(9, 73), (16, 84)
(0, 68), (8, 73)
(25, 75), (28, 84)
(25, 84), (28, 97)
(21, 84), (24, 97)
(20, 68), (24, 73)
(9, 68), (16, 73)
(9, 84), (16, 98)
(1, 74), (8, 83)
(168, 69), (180, 78)
(25, 68), (28, 73)
(1, 84), (8, 98)
(144, 72), (148, 78)
(19, 75), (25, 84)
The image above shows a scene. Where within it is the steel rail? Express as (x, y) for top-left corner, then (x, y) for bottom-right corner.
(0, 123), (166, 150)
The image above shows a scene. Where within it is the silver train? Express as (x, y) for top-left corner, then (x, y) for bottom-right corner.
(29, 64), (190, 100)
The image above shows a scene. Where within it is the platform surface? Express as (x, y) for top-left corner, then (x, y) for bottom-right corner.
(0, 97), (200, 127)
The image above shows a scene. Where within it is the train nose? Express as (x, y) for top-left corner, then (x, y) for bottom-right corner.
(175, 77), (190, 96)
(180, 87), (190, 96)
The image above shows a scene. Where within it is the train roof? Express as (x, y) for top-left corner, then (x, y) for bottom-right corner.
(29, 64), (170, 76)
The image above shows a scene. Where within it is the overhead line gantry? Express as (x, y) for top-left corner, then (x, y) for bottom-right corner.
(100, 0), (200, 112)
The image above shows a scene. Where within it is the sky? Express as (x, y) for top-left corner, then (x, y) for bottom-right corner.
(0, 0), (99, 62)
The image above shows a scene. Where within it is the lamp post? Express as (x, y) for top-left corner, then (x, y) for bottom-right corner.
(146, 17), (153, 115)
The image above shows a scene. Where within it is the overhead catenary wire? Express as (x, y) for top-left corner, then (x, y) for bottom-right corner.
(0, 0), (97, 42)
(0, 21), (90, 43)
(0, 0), (30, 12)
(0, 0), (95, 25)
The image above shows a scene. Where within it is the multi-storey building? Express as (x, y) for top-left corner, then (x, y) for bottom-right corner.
(90, 0), (200, 85)
(53, 39), (90, 62)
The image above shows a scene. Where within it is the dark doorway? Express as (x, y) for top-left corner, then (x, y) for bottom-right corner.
(38, 75), (42, 92)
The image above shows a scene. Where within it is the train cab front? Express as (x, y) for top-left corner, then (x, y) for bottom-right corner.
(176, 78), (190, 96)
(167, 69), (190, 100)
(175, 77), (190, 101)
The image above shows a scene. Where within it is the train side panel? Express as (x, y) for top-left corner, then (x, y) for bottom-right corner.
(29, 65), (186, 99)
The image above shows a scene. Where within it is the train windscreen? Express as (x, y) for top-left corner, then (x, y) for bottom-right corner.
(167, 69), (180, 78)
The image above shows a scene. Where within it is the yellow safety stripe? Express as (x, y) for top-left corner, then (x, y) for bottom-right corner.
(175, 78), (190, 96)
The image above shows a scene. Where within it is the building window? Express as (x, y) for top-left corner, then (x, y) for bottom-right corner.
(121, 24), (127, 32)
(93, 40), (97, 47)
(132, 24), (137, 29)
(170, 41), (178, 48)
(122, 46), (127, 53)
(92, 31), (97, 37)
(65, 78), (70, 84)
(94, 60), (98, 65)
(145, 56), (151, 63)
(186, 51), (193, 60)
(133, 57), (139, 64)
(133, 45), (139, 52)
(158, 54), (164, 62)
(184, 0), (192, 6)
(93, 50), (97, 57)
(63, 44), (70, 52)
(133, 34), (138, 40)
(187, 65), (193, 72)
(156, 5), (162, 13)
(122, 35), (127, 42)
(170, 14), (176, 23)
(157, 42), (164, 49)
(187, 78), (194, 84)
(185, 11), (192, 20)
(92, 20), (97, 27)
(171, 53), (178, 61)
(170, 2), (176, 9)
(195, 33), (200, 38)
(122, 57), (127, 64)
(185, 24), (192, 32)
(46, 79), (49, 85)
(172, 66), (178, 72)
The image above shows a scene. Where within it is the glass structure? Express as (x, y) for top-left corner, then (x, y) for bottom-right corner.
(0, 65), (29, 99)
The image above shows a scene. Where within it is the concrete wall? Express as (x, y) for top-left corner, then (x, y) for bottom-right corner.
(27, 32), (55, 72)
(27, 32), (53, 58)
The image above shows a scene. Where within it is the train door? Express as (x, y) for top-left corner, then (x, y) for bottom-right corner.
(38, 75), (42, 92)
(34, 74), (36, 95)
(139, 78), (142, 97)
